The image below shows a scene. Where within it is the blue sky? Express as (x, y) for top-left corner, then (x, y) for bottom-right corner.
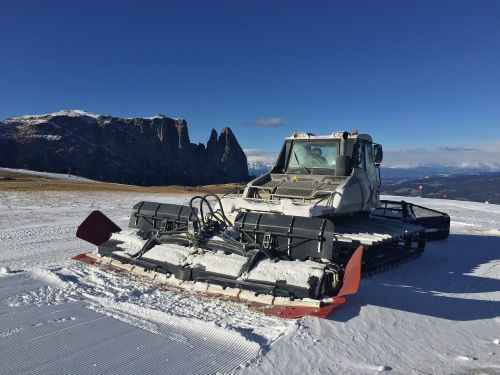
(1, 0), (499, 161)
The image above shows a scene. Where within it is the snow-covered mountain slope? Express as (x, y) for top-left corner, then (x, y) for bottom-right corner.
(382, 172), (500, 205)
(0, 192), (499, 374)
(247, 160), (273, 177)
(0, 167), (98, 182)
(381, 165), (500, 179)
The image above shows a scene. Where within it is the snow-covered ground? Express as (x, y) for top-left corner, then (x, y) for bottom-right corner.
(0, 167), (97, 182)
(0, 191), (499, 374)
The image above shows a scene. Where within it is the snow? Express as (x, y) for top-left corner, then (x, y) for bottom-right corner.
(2, 109), (100, 129)
(144, 243), (251, 278)
(247, 160), (274, 176)
(0, 167), (97, 182)
(145, 114), (170, 120)
(110, 228), (147, 255)
(383, 194), (500, 234)
(2, 110), (183, 127)
(6, 109), (101, 121)
(30, 134), (62, 141)
(142, 243), (193, 265)
(0, 190), (499, 374)
(0, 301), (261, 375)
(188, 251), (249, 278)
(113, 229), (327, 287)
(246, 259), (325, 289)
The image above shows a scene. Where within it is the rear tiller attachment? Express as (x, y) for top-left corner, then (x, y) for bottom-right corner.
(75, 194), (363, 318)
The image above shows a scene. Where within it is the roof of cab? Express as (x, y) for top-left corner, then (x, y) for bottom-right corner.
(287, 131), (373, 142)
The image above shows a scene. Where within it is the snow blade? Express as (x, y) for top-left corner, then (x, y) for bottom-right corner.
(338, 245), (364, 297)
(71, 252), (351, 319)
(272, 246), (363, 318)
(76, 210), (121, 246)
(268, 297), (347, 319)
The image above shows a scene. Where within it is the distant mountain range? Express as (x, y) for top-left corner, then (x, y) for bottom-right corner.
(377, 163), (500, 204)
(248, 160), (274, 177)
(381, 172), (500, 204)
(0, 110), (249, 186)
(247, 158), (500, 204)
(380, 164), (500, 179)
(248, 159), (500, 180)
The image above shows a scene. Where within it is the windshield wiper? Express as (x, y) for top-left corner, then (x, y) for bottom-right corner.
(292, 151), (310, 174)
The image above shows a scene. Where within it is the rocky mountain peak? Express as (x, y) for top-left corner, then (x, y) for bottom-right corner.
(208, 128), (218, 142)
(0, 110), (250, 186)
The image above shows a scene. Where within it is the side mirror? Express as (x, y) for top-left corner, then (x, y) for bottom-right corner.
(374, 144), (383, 164)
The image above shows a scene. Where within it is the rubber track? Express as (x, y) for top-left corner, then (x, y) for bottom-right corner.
(361, 250), (423, 277)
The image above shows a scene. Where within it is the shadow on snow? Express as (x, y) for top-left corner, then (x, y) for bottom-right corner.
(331, 233), (500, 322)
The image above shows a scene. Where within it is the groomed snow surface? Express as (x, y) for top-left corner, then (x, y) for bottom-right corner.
(0, 191), (499, 374)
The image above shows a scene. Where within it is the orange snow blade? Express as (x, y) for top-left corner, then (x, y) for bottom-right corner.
(71, 252), (351, 319)
(338, 245), (364, 297)
(76, 210), (121, 246)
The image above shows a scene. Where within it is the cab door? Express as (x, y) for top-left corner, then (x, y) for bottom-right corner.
(361, 142), (379, 209)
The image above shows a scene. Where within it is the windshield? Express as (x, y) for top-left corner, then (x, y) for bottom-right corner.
(287, 141), (337, 173)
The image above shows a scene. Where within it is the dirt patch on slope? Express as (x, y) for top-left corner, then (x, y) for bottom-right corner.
(0, 170), (243, 194)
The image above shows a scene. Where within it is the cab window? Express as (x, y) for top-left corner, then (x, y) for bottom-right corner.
(287, 141), (337, 173)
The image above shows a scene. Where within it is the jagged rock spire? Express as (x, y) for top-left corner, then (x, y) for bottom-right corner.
(0, 110), (249, 186)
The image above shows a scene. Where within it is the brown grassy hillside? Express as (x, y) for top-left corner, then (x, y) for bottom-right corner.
(0, 170), (242, 194)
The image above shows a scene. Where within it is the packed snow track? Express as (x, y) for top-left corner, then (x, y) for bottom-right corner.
(0, 191), (499, 374)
